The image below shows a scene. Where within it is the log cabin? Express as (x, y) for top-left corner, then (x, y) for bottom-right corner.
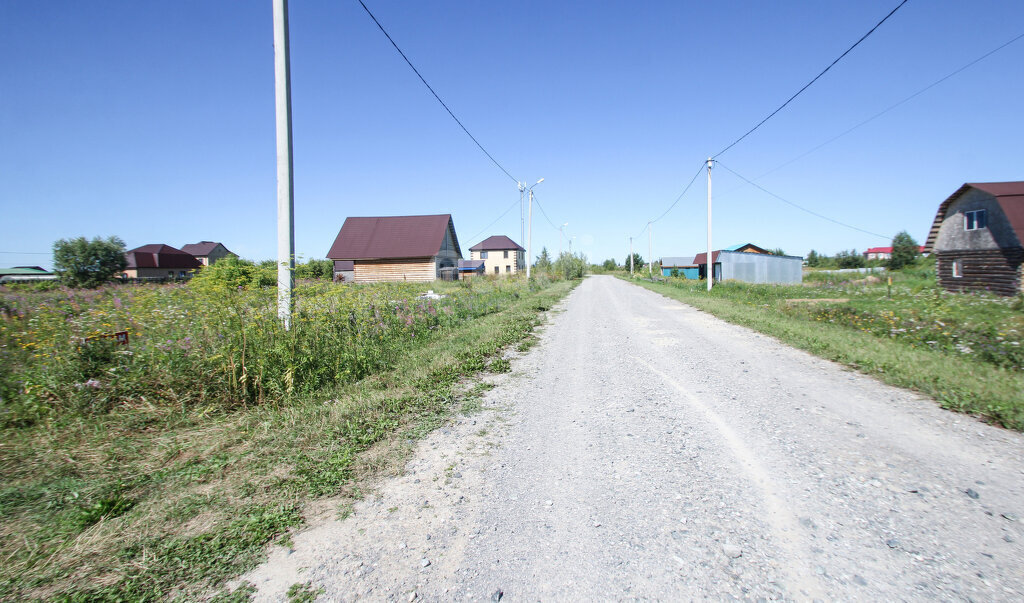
(326, 214), (463, 283)
(924, 182), (1024, 296)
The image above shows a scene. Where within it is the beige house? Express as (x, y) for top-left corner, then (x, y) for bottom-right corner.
(326, 214), (462, 283)
(180, 241), (233, 266)
(469, 235), (525, 276)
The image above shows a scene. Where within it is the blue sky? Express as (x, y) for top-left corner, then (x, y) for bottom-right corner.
(2, 0), (1022, 269)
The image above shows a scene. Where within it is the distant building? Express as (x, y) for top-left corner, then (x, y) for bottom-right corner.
(863, 246), (926, 261)
(180, 241), (233, 266)
(326, 214), (462, 283)
(0, 266), (56, 283)
(121, 244), (202, 280)
(469, 235), (525, 276)
(457, 259), (486, 279)
(660, 256), (698, 278)
(925, 181), (1024, 296)
(693, 247), (803, 284)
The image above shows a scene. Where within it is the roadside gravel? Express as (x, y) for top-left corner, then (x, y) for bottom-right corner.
(238, 275), (1024, 601)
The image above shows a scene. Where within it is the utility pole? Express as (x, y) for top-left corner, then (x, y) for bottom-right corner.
(648, 221), (653, 278)
(706, 157), (713, 292)
(525, 178), (543, 278)
(518, 182), (525, 253)
(273, 0), (295, 329)
(622, 236), (630, 276)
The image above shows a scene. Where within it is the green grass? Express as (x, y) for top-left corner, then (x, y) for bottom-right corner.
(0, 276), (576, 600)
(622, 264), (1024, 429)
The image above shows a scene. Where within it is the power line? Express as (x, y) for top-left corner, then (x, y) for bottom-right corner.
(356, 0), (518, 183)
(712, 0), (910, 159)
(637, 162), (707, 238)
(530, 194), (562, 232)
(746, 30), (1024, 182)
(465, 199), (520, 244)
(715, 161), (888, 240)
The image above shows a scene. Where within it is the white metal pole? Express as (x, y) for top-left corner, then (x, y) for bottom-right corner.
(630, 236), (634, 276)
(519, 183), (525, 255)
(273, 0), (295, 329)
(706, 157), (713, 292)
(648, 221), (653, 278)
(527, 188), (534, 279)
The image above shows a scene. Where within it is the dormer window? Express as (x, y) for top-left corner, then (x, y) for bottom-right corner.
(964, 209), (987, 231)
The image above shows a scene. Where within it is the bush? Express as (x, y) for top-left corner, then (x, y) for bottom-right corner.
(553, 252), (587, 279)
(190, 256), (259, 292)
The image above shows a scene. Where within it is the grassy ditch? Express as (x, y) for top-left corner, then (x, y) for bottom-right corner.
(0, 276), (576, 600)
(622, 264), (1024, 430)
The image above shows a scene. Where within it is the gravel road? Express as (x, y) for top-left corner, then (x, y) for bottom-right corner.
(239, 275), (1024, 601)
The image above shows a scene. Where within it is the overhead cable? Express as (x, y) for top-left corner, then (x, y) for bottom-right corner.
(715, 161), (888, 239)
(637, 162), (707, 238)
(465, 199), (520, 244)
(748, 30), (1024, 182)
(712, 0), (910, 159)
(530, 194), (563, 232)
(356, 0), (518, 183)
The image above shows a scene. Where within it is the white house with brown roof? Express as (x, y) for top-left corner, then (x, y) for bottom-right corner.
(469, 235), (525, 276)
(924, 181), (1024, 296)
(180, 241), (233, 266)
(326, 214), (462, 283)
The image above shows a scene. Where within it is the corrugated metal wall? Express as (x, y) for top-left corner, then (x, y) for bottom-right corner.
(720, 251), (802, 284)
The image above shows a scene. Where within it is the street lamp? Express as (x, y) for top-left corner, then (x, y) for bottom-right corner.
(526, 178), (544, 279)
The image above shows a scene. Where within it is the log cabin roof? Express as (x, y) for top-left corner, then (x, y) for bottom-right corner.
(925, 182), (1024, 252)
(327, 214), (462, 260)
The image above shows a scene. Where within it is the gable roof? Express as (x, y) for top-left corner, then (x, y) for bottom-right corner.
(692, 251), (722, 265)
(724, 243), (770, 254)
(924, 181), (1024, 252)
(125, 244), (202, 269)
(458, 259), (485, 271)
(469, 235), (524, 252)
(326, 214), (461, 260)
(181, 241), (230, 256)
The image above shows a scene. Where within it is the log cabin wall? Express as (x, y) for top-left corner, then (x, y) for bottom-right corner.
(936, 248), (1024, 296)
(354, 258), (436, 283)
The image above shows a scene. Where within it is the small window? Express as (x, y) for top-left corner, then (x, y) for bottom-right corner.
(964, 209), (987, 231)
(505, 265), (511, 273)
(481, 251), (488, 259)
(951, 259), (963, 278)
(494, 266), (499, 274)
(503, 250), (509, 259)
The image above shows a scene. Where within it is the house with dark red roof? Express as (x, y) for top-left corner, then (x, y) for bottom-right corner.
(924, 181), (1024, 296)
(469, 235), (525, 276)
(121, 244), (202, 280)
(863, 246), (926, 261)
(180, 241), (233, 266)
(326, 214), (462, 283)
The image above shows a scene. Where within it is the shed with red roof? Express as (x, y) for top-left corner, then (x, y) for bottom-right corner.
(121, 244), (202, 280)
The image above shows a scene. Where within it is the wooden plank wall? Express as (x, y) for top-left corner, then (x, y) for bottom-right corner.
(936, 248), (1023, 296)
(354, 258), (436, 283)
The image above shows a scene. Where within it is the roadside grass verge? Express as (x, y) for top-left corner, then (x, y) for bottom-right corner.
(0, 277), (576, 600)
(621, 269), (1024, 430)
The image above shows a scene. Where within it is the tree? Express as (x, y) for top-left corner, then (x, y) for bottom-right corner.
(769, 248), (786, 256)
(601, 258), (617, 271)
(624, 252), (644, 272)
(806, 249), (821, 267)
(190, 256), (258, 292)
(888, 231), (920, 270)
(835, 249), (865, 269)
(52, 236), (127, 288)
(553, 252), (587, 279)
(535, 247), (552, 271)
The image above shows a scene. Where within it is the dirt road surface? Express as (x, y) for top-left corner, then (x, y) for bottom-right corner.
(239, 275), (1024, 600)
